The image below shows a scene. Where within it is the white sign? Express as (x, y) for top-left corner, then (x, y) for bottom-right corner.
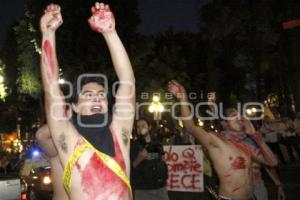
(163, 145), (203, 192)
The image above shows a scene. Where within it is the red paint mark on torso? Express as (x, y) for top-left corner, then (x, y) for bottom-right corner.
(80, 128), (127, 199)
(232, 186), (241, 193)
(42, 40), (56, 81)
(231, 156), (246, 169)
(229, 140), (254, 157)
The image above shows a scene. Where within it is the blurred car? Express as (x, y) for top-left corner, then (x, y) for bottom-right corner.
(20, 148), (53, 200)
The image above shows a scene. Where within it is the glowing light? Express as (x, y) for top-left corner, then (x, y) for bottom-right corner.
(178, 120), (183, 128)
(59, 78), (65, 84)
(158, 105), (164, 112)
(0, 75), (4, 83)
(246, 109), (252, 115)
(32, 150), (40, 157)
(153, 95), (160, 102)
(42, 176), (52, 185)
(198, 120), (204, 127)
(148, 105), (155, 113)
(251, 107), (257, 113)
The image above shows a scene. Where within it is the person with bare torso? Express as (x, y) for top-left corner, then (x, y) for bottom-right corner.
(39, 2), (135, 200)
(168, 80), (278, 200)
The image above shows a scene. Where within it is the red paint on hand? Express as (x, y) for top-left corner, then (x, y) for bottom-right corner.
(88, 4), (115, 33)
(42, 40), (56, 81)
(231, 156), (246, 169)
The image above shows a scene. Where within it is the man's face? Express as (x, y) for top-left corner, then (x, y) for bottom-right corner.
(136, 120), (150, 135)
(226, 110), (243, 132)
(73, 82), (108, 115)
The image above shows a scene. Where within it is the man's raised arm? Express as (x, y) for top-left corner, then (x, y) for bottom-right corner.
(168, 80), (215, 148)
(40, 4), (72, 160)
(242, 119), (278, 167)
(40, 4), (63, 112)
(88, 2), (135, 138)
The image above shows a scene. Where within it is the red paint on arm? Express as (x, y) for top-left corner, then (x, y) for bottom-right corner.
(42, 40), (57, 82)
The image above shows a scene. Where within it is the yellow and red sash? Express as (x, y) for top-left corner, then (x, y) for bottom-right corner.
(62, 138), (131, 195)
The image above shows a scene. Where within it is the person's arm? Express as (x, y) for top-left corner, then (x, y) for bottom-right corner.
(88, 2), (135, 144)
(35, 125), (58, 158)
(207, 92), (217, 114)
(168, 80), (217, 148)
(130, 141), (148, 168)
(132, 149), (148, 168)
(265, 167), (286, 200)
(40, 4), (72, 161)
(242, 118), (278, 166)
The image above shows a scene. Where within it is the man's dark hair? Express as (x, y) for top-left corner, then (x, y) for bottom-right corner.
(136, 117), (153, 128)
(70, 76), (105, 104)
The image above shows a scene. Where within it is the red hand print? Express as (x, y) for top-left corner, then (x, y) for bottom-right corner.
(230, 156), (246, 169)
(88, 2), (115, 33)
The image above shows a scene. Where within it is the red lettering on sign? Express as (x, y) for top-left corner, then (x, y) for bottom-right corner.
(165, 147), (179, 162)
(168, 173), (180, 189)
(182, 148), (196, 161)
(181, 174), (201, 190)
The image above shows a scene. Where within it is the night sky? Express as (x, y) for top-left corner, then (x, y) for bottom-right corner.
(0, 0), (208, 46)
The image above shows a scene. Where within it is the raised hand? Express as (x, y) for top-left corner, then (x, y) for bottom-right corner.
(241, 116), (257, 136)
(207, 92), (216, 103)
(88, 2), (115, 33)
(277, 186), (286, 200)
(40, 4), (63, 33)
(168, 80), (187, 101)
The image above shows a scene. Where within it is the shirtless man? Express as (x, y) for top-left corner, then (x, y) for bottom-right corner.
(168, 80), (277, 200)
(221, 121), (285, 200)
(36, 125), (69, 200)
(39, 2), (135, 200)
(208, 93), (285, 200)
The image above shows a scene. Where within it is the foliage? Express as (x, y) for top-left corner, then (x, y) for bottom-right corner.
(0, 60), (8, 100)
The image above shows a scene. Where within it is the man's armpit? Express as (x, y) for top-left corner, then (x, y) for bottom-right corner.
(121, 128), (130, 145)
(58, 133), (68, 153)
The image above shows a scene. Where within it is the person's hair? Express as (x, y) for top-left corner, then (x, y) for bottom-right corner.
(70, 76), (105, 104)
(136, 117), (153, 128)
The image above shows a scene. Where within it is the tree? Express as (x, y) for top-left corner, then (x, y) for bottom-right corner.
(198, 0), (291, 109)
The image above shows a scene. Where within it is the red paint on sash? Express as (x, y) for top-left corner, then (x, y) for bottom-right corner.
(79, 128), (127, 199)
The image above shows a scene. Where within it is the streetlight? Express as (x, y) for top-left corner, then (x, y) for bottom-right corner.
(198, 119), (204, 127)
(0, 74), (7, 100)
(148, 95), (164, 127)
(246, 107), (257, 117)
